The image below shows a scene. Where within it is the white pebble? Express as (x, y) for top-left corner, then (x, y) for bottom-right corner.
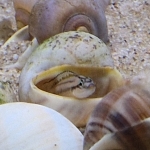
(13, 54), (18, 60)
(3, 50), (7, 55)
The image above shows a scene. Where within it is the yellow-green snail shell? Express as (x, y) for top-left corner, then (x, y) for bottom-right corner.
(18, 31), (123, 127)
(19, 31), (114, 104)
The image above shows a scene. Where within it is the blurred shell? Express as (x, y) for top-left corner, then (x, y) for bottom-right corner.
(12, 0), (39, 28)
(28, 65), (124, 127)
(19, 31), (114, 103)
(0, 102), (83, 149)
(29, 0), (110, 43)
(0, 81), (17, 104)
(84, 83), (150, 149)
(91, 118), (150, 150)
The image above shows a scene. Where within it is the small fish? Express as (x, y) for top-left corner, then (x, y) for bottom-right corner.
(52, 71), (96, 98)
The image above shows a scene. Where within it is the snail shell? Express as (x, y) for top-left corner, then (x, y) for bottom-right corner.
(29, 65), (124, 127)
(84, 83), (150, 149)
(29, 0), (110, 43)
(19, 31), (114, 104)
(18, 31), (118, 126)
(0, 102), (83, 149)
(12, 0), (39, 28)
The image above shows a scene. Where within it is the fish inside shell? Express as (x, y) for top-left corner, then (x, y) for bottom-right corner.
(40, 70), (96, 99)
(34, 65), (124, 99)
(83, 82), (150, 150)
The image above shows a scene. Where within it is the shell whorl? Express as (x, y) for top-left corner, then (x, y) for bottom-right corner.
(29, 0), (109, 43)
(63, 14), (98, 36)
(83, 83), (150, 149)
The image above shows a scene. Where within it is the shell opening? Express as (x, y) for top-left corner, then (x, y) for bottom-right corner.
(33, 66), (124, 99)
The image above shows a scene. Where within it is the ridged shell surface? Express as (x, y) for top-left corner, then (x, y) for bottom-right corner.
(84, 83), (150, 149)
(90, 118), (150, 150)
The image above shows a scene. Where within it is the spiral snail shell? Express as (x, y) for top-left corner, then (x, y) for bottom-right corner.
(29, 0), (110, 43)
(84, 82), (150, 149)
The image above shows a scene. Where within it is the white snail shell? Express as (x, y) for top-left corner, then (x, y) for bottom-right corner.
(0, 102), (83, 149)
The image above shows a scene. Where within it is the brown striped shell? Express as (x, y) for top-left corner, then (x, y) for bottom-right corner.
(83, 83), (150, 150)
(90, 118), (150, 150)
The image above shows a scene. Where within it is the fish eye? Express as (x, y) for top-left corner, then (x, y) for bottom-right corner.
(79, 81), (83, 86)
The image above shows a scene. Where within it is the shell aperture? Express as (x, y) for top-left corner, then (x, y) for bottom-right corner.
(28, 65), (123, 127)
